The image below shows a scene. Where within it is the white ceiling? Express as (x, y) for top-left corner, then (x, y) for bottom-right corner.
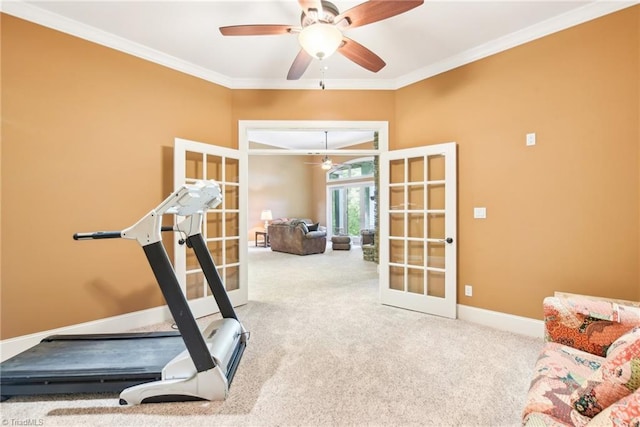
(3, 0), (636, 91)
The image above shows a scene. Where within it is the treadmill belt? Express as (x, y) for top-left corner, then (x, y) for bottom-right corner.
(0, 331), (187, 395)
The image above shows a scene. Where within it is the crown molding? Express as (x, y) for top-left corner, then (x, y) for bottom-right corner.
(2, 0), (637, 91)
(0, 0), (234, 88)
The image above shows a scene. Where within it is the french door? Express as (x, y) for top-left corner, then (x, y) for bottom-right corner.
(379, 142), (457, 318)
(173, 138), (247, 318)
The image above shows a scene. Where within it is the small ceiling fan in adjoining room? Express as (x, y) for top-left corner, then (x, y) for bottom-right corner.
(219, 0), (424, 80)
(305, 131), (341, 170)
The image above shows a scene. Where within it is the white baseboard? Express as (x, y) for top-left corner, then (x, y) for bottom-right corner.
(1, 305), (174, 361)
(458, 304), (544, 339)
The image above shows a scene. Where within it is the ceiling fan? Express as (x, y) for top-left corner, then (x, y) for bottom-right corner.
(305, 131), (340, 170)
(219, 0), (424, 80)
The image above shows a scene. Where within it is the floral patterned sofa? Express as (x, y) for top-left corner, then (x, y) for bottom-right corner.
(522, 294), (640, 426)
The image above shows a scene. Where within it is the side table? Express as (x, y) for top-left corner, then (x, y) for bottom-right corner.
(255, 230), (269, 248)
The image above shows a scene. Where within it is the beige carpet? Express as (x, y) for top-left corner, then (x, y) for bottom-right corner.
(0, 245), (543, 426)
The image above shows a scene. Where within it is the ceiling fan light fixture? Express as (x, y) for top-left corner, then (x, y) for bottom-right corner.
(298, 23), (342, 60)
(321, 159), (333, 170)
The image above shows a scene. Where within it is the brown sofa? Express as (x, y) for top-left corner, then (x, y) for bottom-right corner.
(268, 219), (326, 255)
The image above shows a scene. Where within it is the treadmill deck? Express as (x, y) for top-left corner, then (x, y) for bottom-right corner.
(0, 331), (186, 398)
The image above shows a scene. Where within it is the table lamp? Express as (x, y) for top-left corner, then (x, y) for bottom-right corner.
(260, 209), (273, 230)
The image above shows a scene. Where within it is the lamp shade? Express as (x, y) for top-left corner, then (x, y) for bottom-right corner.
(298, 23), (342, 60)
(260, 210), (273, 221)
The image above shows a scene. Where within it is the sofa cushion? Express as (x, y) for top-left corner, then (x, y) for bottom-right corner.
(587, 389), (640, 426)
(307, 222), (319, 232)
(523, 342), (604, 425)
(571, 327), (640, 418)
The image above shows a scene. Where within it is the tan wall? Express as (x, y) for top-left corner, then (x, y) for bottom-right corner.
(396, 6), (640, 319)
(1, 7), (639, 338)
(1, 15), (233, 338)
(638, 6), (640, 298)
(247, 154), (314, 240)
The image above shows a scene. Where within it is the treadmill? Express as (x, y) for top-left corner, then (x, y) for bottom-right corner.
(0, 180), (248, 404)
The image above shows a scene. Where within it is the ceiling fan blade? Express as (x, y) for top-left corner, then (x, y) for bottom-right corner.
(338, 37), (386, 73)
(219, 25), (294, 36)
(298, 0), (323, 17)
(287, 49), (313, 80)
(334, 0), (424, 29)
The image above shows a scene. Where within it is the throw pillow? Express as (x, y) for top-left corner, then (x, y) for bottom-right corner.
(290, 220), (308, 233)
(571, 327), (640, 418)
(307, 223), (319, 232)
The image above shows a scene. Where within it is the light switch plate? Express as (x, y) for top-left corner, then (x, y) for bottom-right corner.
(474, 207), (487, 219)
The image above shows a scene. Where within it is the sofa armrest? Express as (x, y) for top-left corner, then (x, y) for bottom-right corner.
(544, 296), (640, 357)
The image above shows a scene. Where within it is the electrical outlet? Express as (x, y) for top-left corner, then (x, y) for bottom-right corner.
(465, 285), (473, 297)
(526, 132), (536, 146)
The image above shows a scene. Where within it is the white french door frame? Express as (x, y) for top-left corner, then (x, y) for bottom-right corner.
(173, 137), (247, 319)
(379, 142), (458, 319)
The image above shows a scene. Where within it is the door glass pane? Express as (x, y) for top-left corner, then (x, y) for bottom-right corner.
(428, 183), (445, 210)
(390, 213), (405, 237)
(390, 159), (404, 184)
(408, 184), (424, 210)
(186, 249), (199, 270)
(225, 212), (239, 236)
(427, 213), (445, 239)
(407, 157), (424, 182)
(408, 240), (424, 266)
(427, 155), (445, 181)
(186, 272), (205, 300)
(186, 151), (203, 180)
(389, 266), (404, 291)
(206, 155), (222, 181)
(225, 265), (239, 291)
(207, 212), (223, 236)
(407, 240), (424, 266)
(225, 158), (239, 183)
(226, 239), (239, 264)
(207, 240), (223, 263)
(427, 270), (446, 298)
(427, 242), (445, 268)
(225, 185), (239, 210)
(407, 213), (424, 238)
(390, 186), (404, 210)
(389, 239), (404, 264)
(407, 268), (424, 294)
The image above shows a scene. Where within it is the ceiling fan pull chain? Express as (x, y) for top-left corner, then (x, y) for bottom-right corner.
(320, 66), (326, 90)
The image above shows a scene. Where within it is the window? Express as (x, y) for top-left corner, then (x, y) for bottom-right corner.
(328, 159), (374, 181)
(327, 158), (375, 242)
